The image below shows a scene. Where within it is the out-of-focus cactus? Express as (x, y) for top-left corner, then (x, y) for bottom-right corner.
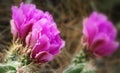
(62, 51), (95, 73)
(62, 63), (85, 73)
(0, 64), (16, 73)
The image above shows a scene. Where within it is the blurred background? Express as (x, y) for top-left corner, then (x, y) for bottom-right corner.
(0, 0), (120, 73)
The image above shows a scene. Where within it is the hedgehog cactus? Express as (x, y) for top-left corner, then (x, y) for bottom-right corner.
(0, 2), (65, 73)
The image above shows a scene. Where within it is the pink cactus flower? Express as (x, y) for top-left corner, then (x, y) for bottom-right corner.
(11, 3), (44, 40)
(11, 2), (65, 63)
(82, 12), (119, 57)
(25, 8), (65, 63)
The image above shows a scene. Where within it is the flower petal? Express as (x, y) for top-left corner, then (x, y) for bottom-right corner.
(83, 18), (98, 45)
(98, 21), (117, 40)
(20, 2), (36, 18)
(89, 12), (107, 24)
(10, 20), (18, 37)
(90, 33), (108, 51)
(94, 41), (119, 56)
(31, 35), (50, 58)
(12, 6), (25, 30)
(20, 19), (34, 39)
(35, 51), (53, 63)
(26, 32), (32, 47)
(48, 35), (65, 55)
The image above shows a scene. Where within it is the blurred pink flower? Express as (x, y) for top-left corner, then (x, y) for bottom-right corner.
(11, 3), (44, 40)
(26, 12), (65, 63)
(82, 12), (119, 57)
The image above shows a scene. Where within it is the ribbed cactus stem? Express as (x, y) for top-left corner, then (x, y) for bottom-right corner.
(0, 39), (31, 73)
(63, 50), (96, 73)
(5, 39), (22, 62)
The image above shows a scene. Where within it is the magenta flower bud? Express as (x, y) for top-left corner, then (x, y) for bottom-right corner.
(82, 12), (119, 57)
(11, 3), (44, 40)
(25, 10), (65, 63)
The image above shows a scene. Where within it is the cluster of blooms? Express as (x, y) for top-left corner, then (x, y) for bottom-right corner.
(10, 2), (119, 64)
(10, 3), (65, 63)
(82, 12), (119, 57)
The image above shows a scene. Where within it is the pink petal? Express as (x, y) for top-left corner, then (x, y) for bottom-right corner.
(94, 41), (119, 56)
(32, 19), (45, 31)
(44, 11), (54, 21)
(31, 35), (50, 58)
(20, 2), (36, 18)
(12, 6), (25, 30)
(60, 40), (65, 49)
(83, 18), (98, 45)
(90, 33), (108, 51)
(48, 35), (65, 55)
(32, 9), (44, 20)
(20, 19), (34, 39)
(50, 22), (60, 36)
(26, 32), (32, 47)
(10, 20), (18, 37)
(49, 44), (60, 55)
(89, 12), (107, 23)
(28, 28), (41, 47)
(48, 40), (65, 55)
(35, 51), (53, 63)
(98, 21), (117, 40)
